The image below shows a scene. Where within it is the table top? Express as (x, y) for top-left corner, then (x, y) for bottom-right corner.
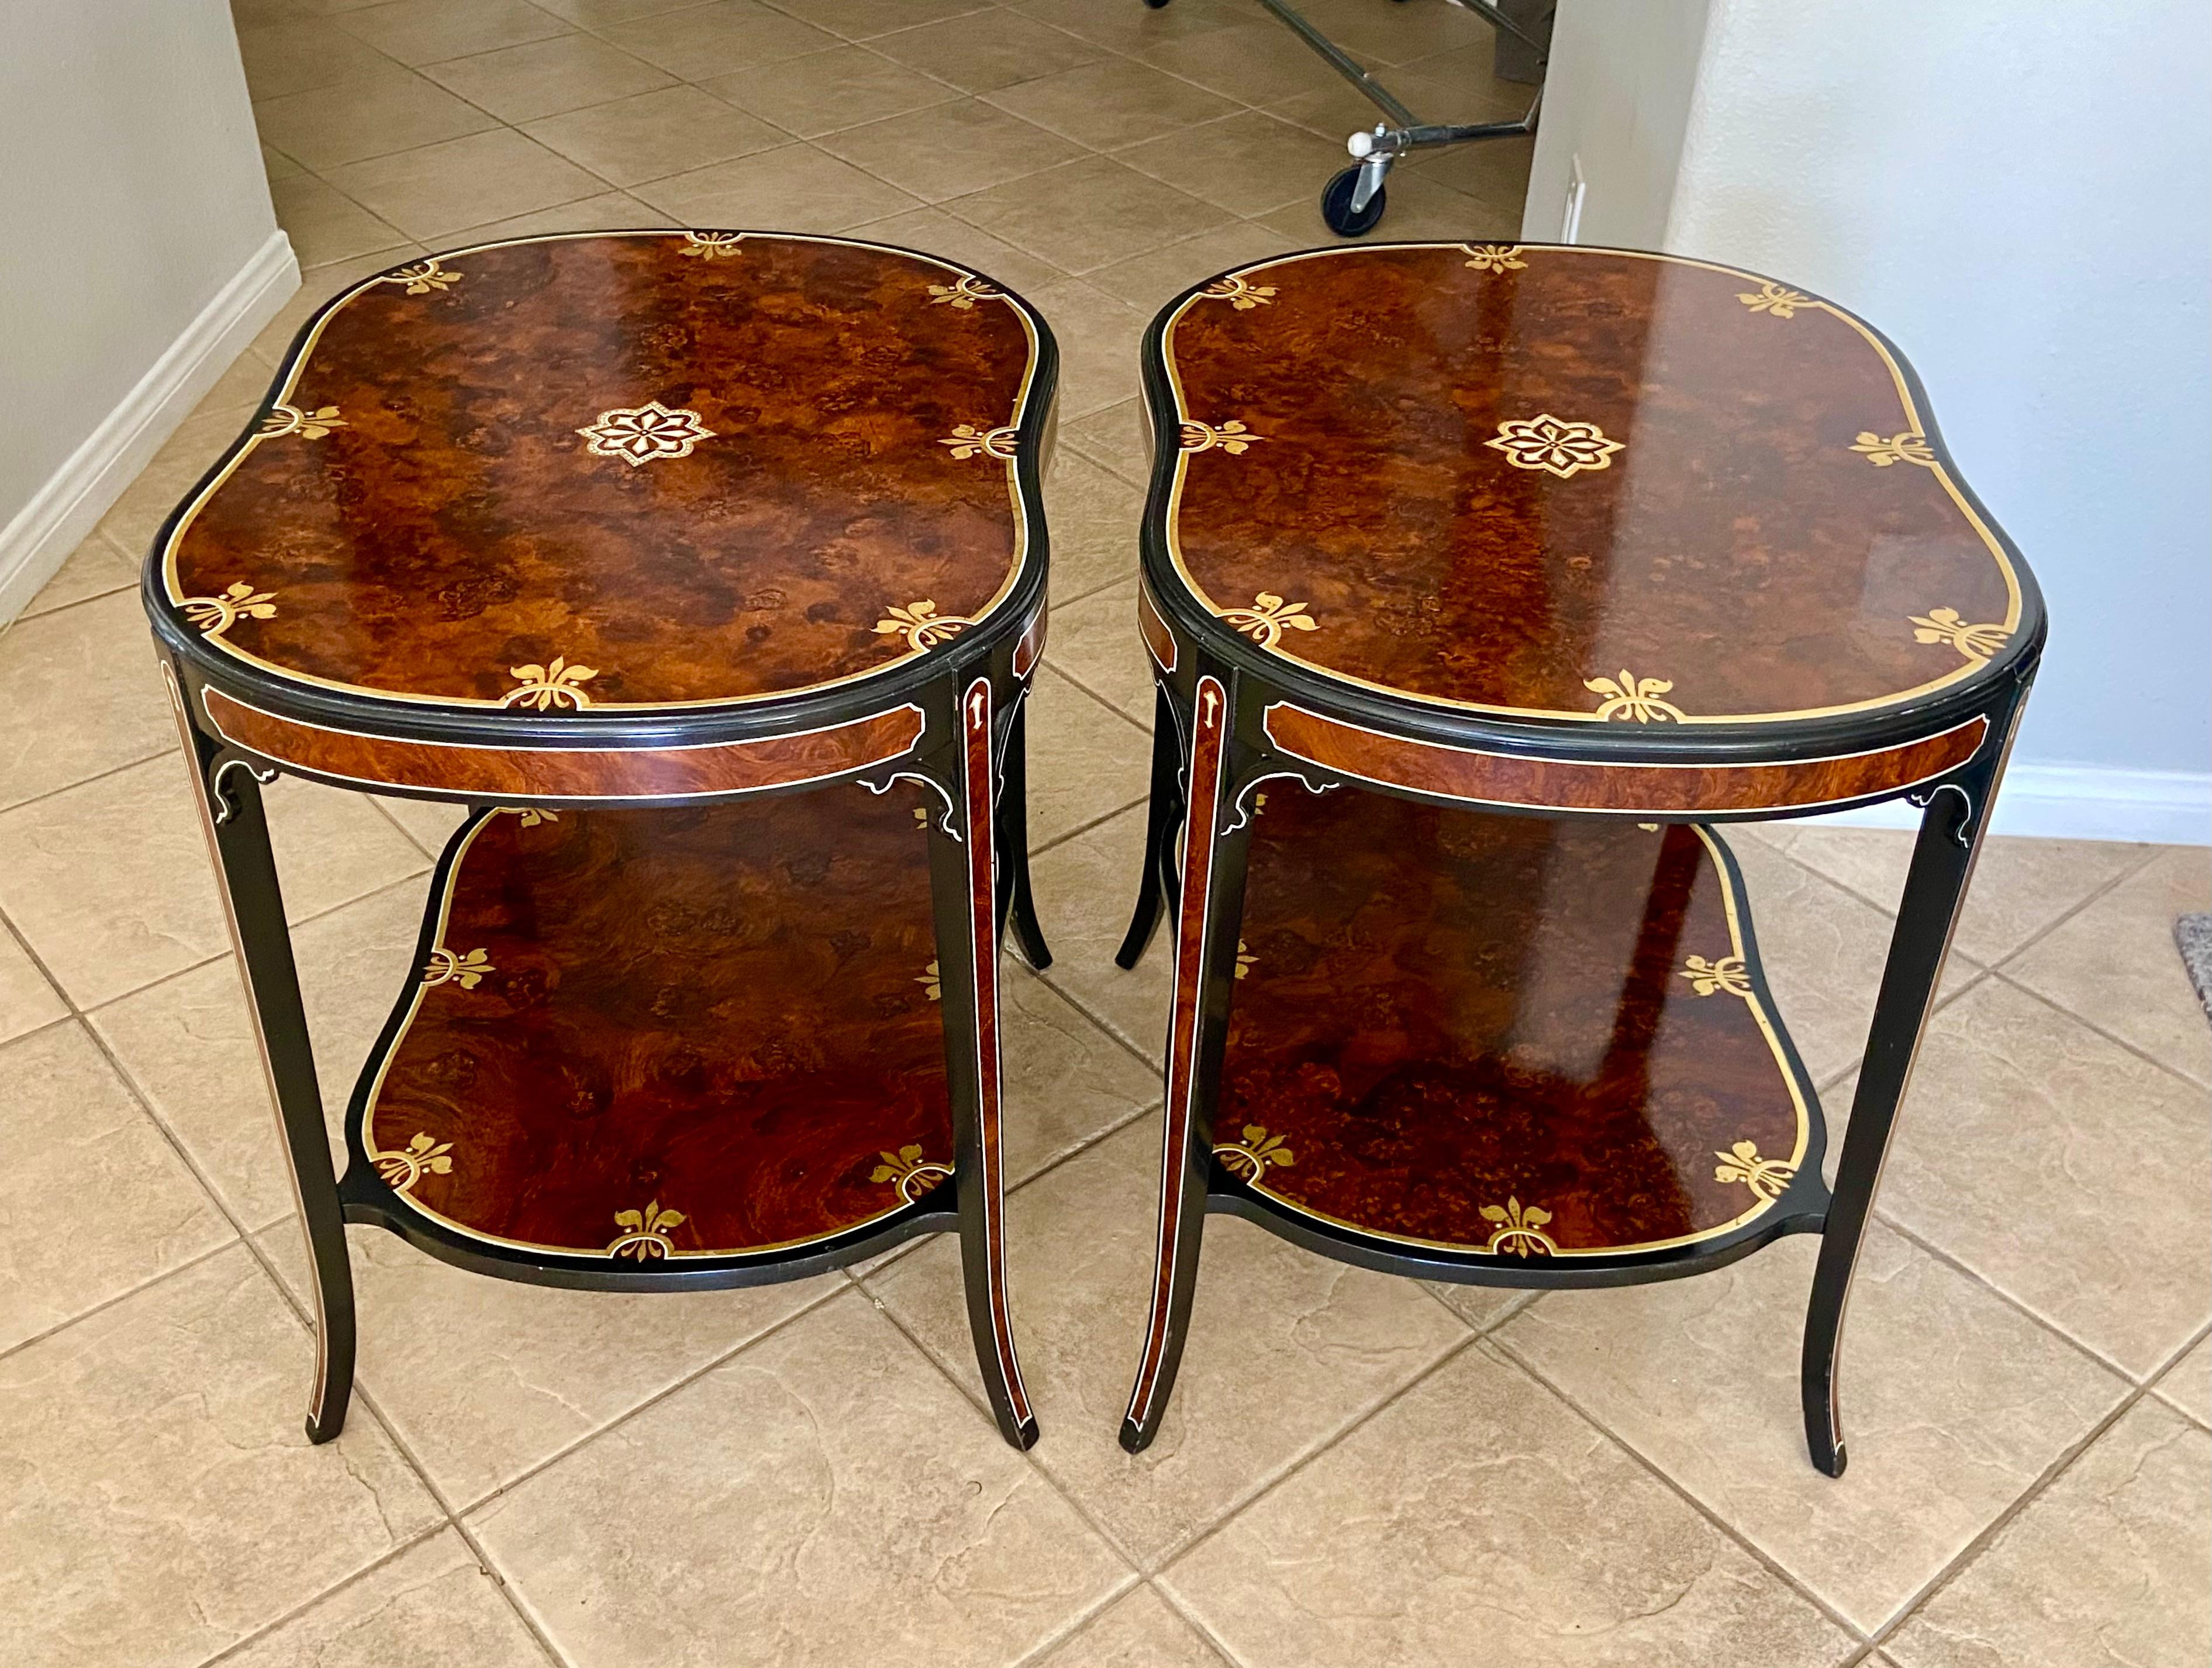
(1144, 242), (2042, 752)
(149, 232), (1052, 737)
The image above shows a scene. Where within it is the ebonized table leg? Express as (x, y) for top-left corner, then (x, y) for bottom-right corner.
(1116, 680), (1183, 969)
(163, 660), (356, 1443)
(1802, 681), (2030, 1476)
(1122, 666), (1252, 1452)
(927, 674), (1039, 1450)
(997, 689), (1052, 971)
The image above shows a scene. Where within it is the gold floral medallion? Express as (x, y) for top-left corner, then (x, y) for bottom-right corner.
(874, 600), (972, 651)
(258, 404), (346, 439)
(503, 807), (561, 828)
(1213, 1123), (1294, 1182)
(1849, 429), (1937, 468)
(1179, 418), (1264, 455)
(577, 401), (715, 467)
(940, 423), (1020, 460)
(379, 259), (460, 294)
(1460, 243), (1527, 273)
(1909, 607), (2007, 663)
(1485, 413), (1623, 478)
(927, 274), (1000, 309)
(1680, 953), (1751, 997)
(871, 1145), (953, 1204)
(1481, 1197), (1557, 1257)
(1585, 670), (1685, 723)
(1234, 940), (1257, 980)
(422, 946), (493, 990)
(1713, 1139), (1796, 1203)
(1198, 274), (1276, 309)
(180, 581), (277, 637)
(608, 1200), (686, 1260)
(502, 656), (596, 710)
(1737, 281), (1811, 318)
(1220, 592), (1318, 649)
(679, 230), (744, 259)
(372, 1132), (453, 1194)
(916, 960), (942, 1002)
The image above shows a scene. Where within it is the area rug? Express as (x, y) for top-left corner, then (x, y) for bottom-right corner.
(2175, 914), (2212, 1020)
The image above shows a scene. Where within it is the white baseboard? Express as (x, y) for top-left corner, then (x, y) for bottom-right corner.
(0, 229), (299, 625)
(1803, 761), (2211, 845)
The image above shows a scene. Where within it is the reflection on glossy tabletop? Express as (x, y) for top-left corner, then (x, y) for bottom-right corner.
(1221, 783), (1811, 1257)
(1155, 243), (2028, 727)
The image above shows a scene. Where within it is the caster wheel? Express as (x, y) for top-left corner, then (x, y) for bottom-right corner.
(1320, 166), (1387, 237)
(1144, 0), (1172, 8)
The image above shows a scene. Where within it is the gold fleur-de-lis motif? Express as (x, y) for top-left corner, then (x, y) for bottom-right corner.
(259, 404), (346, 439)
(1198, 274), (1276, 309)
(502, 656), (596, 710)
(502, 807), (561, 828)
(372, 1132), (453, 1194)
(1486, 413), (1624, 478)
(874, 599), (973, 651)
(1481, 1197), (1557, 1258)
(1909, 607), (2008, 663)
(938, 423), (1020, 460)
(916, 960), (942, 1002)
(608, 1200), (686, 1260)
(577, 401), (716, 467)
(679, 230), (744, 259)
(180, 581), (278, 637)
(1461, 243), (1527, 273)
(1234, 940), (1256, 980)
(1737, 281), (1812, 318)
(927, 274), (1000, 309)
(870, 1145), (953, 1204)
(1213, 1123), (1294, 1182)
(381, 259), (460, 294)
(1179, 418), (1264, 455)
(1585, 670), (1685, 723)
(1850, 429), (1937, 468)
(1221, 592), (1319, 649)
(1714, 1139), (1797, 1202)
(1680, 953), (1752, 997)
(422, 946), (494, 990)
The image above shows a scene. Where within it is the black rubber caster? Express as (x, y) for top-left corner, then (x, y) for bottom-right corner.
(1320, 165), (1388, 237)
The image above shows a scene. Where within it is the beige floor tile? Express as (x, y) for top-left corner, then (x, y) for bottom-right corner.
(1033, 804), (1168, 1058)
(237, 17), (400, 99)
(251, 247), (433, 362)
(0, 929), (65, 1045)
(986, 57), (1241, 152)
(268, 173), (415, 266)
(523, 82), (787, 185)
(1424, 1280), (1535, 1330)
(1002, 968), (1160, 1182)
(1017, 277), (1148, 416)
(20, 529), (136, 619)
(1086, 218), (1299, 314)
(950, 156), (1232, 276)
(423, 30), (675, 122)
(1035, 1584), (1230, 1667)
(1062, 398), (1153, 487)
(2156, 1333), (2211, 1426)
(1161, 1344), (1852, 1668)
(870, 1119), (1469, 1566)
(339, 0), (575, 66)
(634, 141), (921, 232)
(600, 0), (839, 79)
(1139, 22), (1348, 106)
(817, 99), (1086, 203)
(1117, 111), (1358, 218)
(1252, 166), (1510, 244)
(198, 339), (291, 413)
(468, 1290), (1129, 1667)
(1024, 667), (1151, 845)
(0, 1023), (234, 1352)
(220, 1528), (555, 1668)
(262, 1220), (842, 1507)
(2008, 849), (2211, 1084)
(323, 127), (609, 240)
(0, 758), (426, 1009)
(1884, 1399), (2211, 1668)
(1045, 580), (1150, 721)
(765, 0), (991, 42)
(0, 590), (175, 812)
(702, 42), (956, 139)
(1873, 978), (2211, 1376)
(1009, 0), (1247, 55)
(869, 6), (1104, 92)
(251, 67), (502, 171)
(95, 402), (258, 556)
(91, 878), (433, 1231)
(1499, 1221), (2126, 1631)
(1284, 0), (1497, 66)
(845, 204), (1065, 294)
(441, 188), (668, 243)
(372, 792), (471, 855)
(533, 0), (706, 23)
(1778, 825), (2151, 967)
(1405, 130), (1539, 213)
(1042, 449), (1144, 601)
(0, 1246), (440, 1668)
(1269, 59), (1527, 143)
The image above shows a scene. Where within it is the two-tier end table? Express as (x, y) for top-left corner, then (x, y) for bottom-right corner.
(1114, 242), (2043, 1473)
(143, 230), (1057, 1452)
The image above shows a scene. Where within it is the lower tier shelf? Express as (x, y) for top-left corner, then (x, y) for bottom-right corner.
(343, 785), (956, 1271)
(1214, 786), (1826, 1271)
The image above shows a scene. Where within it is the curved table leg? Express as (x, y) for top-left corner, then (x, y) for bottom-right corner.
(164, 661), (355, 1443)
(928, 675), (1038, 1450)
(1802, 685), (2027, 1476)
(997, 692), (1052, 971)
(1116, 682), (1183, 970)
(1122, 669), (1248, 1453)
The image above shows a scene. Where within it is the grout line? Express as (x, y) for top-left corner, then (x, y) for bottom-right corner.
(0, 1232), (241, 1366)
(191, 1519), (455, 1668)
(0, 743), (174, 819)
(1984, 966), (2208, 1092)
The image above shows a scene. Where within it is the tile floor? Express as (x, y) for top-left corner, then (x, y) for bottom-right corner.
(4, 1), (2207, 1664)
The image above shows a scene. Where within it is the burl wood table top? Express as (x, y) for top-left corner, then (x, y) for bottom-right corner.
(1145, 243), (2042, 749)
(149, 232), (1051, 733)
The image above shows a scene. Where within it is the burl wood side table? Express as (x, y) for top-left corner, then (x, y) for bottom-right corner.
(143, 230), (1056, 1452)
(1114, 242), (2044, 1473)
